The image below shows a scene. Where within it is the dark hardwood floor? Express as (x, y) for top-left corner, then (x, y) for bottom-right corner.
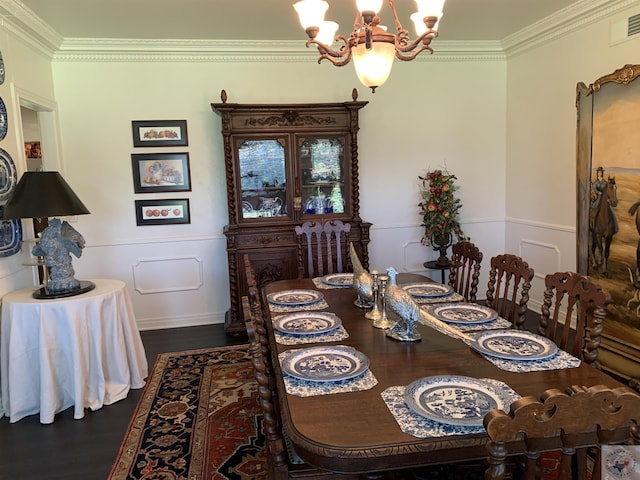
(0, 324), (247, 480)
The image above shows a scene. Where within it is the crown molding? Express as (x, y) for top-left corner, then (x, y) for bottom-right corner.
(502, 0), (640, 57)
(51, 38), (505, 62)
(0, 0), (61, 54)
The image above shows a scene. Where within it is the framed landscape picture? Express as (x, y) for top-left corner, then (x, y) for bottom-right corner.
(132, 120), (188, 147)
(131, 152), (191, 193)
(135, 198), (190, 226)
(576, 63), (640, 387)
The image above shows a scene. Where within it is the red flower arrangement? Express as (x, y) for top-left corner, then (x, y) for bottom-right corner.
(418, 169), (465, 246)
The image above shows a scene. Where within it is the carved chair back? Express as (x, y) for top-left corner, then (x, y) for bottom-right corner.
(295, 220), (351, 278)
(483, 385), (640, 480)
(538, 271), (610, 367)
(485, 253), (535, 329)
(447, 241), (483, 302)
(243, 290), (360, 479)
(243, 253), (257, 289)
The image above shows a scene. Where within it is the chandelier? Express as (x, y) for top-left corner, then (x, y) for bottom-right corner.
(293, 0), (446, 92)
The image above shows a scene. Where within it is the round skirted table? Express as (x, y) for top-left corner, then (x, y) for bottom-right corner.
(0, 279), (148, 424)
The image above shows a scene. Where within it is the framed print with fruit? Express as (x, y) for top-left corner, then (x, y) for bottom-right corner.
(135, 199), (190, 226)
(131, 152), (191, 193)
(132, 120), (188, 147)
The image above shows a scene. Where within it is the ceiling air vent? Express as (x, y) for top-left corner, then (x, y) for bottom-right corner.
(629, 13), (640, 37)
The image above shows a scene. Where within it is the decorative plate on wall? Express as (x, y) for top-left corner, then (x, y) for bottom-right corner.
(0, 148), (17, 203)
(0, 51), (5, 85)
(0, 97), (7, 141)
(0, 206), (22, 257)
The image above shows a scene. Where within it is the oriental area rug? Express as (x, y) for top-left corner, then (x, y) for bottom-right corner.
(108, 345), (268, 480)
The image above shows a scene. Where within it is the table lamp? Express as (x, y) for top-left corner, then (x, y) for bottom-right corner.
(3, 171), (95, 299)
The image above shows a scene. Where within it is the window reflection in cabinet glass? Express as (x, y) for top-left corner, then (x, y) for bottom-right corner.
(238, 139), (287, 218)
(300, 138), (345, 215)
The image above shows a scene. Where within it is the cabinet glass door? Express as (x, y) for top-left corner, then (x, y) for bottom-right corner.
(299, 137), (346, 216)
(237, 139), (287, 219)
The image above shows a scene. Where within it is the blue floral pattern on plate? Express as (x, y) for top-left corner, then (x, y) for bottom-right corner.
(278, 348), (377, 397)
(273, 311), (341, 335)
(0, 97), (7, 142)
(0, 148), (17, 203)
(0, 206), (22, 257)
(281, 345), (369, 382)
(269, 298), (329, 313)
(321, 273), (353, 287)
(471, 329), (558, 361)
(382, 379), (520, 438)
(404, 375), (514, 426)
(267, 289), (324, 306)
(425, 303), (498, 324)
(402, 283), (454, 298)
(275, 324), (349, 345)
(413, 291), (465, 304)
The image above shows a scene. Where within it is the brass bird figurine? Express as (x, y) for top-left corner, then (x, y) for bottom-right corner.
(384, 267), (422, 342)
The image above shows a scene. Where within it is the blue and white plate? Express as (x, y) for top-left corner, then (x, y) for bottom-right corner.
(402, 282), (453, 298)
(471, 329), (558, 361)
(0, 50), (5, 85)
(267, 289), (324, 307)
(404, 375), (512, 426)
(0, 206), (22, 257)
(321, 273), (353, 287)
(425, 303), (498, 324)
(0, 148), (16, 203)
(0, 98), (7, 142)
(281, 345), (369, 382)
(273, 312), (341, 335)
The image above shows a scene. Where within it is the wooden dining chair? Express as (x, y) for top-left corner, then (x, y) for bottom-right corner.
(243, 253), (257, 289)
(483, 384), (640, 480)
(242, 291), (359, 480)
(485, 253), (535, 329)
(538, 271), (611, 368)
(295, 220), (351, 278)
(447, 240), (483, 302)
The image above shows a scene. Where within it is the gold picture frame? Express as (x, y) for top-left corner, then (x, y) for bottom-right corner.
(576, 64), (640, 387)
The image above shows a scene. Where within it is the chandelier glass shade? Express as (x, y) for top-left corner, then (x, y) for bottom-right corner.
(293, 0), (445, 92)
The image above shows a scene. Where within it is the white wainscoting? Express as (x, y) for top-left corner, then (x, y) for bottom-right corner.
(72, 235), (229, 330)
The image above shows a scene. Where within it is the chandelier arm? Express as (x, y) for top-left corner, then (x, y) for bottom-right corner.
(395, 44), (433, 61)
(307, 36), (354, 67)
(395, 30), (438, 54)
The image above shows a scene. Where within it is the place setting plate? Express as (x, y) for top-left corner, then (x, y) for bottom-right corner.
(404, 375), (512, 426)
(321, 273), (353, 287)
(281, 345), (369, 382)
(425, 303), (498, 324)
(470, 329), (558, 361)
(267, 289), (324, 307)
(273, 312), (341, 335)
(402, 283), (453, 298)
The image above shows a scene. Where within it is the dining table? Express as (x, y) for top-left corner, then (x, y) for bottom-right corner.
(262, 274), (630, 478)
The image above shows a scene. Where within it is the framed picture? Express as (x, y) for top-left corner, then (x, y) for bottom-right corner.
(131, 152), (191, 193)
(576, 63), (640, 384)
(135, 198), (190, 226)
(132, 120), (188, 147)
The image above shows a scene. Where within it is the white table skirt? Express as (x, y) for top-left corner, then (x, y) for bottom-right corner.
(0, 279), (148, 423)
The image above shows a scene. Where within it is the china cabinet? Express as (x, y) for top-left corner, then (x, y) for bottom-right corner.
(212, 90), (371, 334)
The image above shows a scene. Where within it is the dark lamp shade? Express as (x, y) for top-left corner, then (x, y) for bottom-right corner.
(2, 171), (90, 219)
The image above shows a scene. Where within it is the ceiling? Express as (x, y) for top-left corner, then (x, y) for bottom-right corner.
(18, 0), (582, 42)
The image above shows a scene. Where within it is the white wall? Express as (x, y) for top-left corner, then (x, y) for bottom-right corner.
(47, 56), (506, 329)
(505, 4), (640, 310)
